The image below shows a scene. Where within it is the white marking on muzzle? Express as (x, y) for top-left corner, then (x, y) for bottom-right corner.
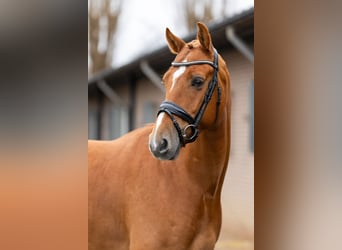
(170, 59), (187, 92)
(155, 112), (165, 131)
(150, 112), (165, 147)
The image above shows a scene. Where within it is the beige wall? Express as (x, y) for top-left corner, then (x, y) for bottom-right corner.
(217, 49), (254, 249)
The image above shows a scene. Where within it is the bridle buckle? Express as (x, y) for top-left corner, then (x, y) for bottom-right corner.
(183, 124), (199, 143)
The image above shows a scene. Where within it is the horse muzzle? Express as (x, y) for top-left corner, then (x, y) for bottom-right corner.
(149, 113), (181, 160)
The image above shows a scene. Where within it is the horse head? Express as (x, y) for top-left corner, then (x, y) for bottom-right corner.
(149, 22), (229, 160)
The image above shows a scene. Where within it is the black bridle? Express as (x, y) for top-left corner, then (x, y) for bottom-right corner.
(157, 48), (221, 147)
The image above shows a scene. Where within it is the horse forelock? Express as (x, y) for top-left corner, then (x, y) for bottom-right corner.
(173, 40), (211, 64)
(188, 40), (200, 49)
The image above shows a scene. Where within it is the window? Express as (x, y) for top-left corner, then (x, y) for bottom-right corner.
(142, 102), (158, 125)
(88, 105), (98, 139)
(109, 104), (128, 139)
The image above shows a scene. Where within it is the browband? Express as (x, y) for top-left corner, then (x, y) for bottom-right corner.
(171, 60), (217, 69)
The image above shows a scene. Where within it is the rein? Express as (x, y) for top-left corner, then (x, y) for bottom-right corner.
(158, 49), (221, 147)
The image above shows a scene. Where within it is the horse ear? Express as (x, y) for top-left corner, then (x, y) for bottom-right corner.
(196, 22), (212, 51)
(166, 28), (186, 54)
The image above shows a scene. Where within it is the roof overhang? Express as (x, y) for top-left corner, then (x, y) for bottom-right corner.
(88, 8), (254, 92)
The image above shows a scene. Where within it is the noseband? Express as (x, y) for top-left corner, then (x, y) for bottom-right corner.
(157, 49), (221, 147)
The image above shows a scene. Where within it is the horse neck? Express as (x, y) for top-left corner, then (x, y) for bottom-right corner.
(183, 100), (230, 199)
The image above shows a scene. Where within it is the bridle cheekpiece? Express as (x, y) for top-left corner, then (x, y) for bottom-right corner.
(157, 48), (221, 147)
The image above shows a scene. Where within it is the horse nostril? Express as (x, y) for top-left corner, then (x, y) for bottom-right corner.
(159, 138), (168, 154)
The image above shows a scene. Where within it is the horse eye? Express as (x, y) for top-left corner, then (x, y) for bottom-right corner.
(191, 77), (204, 88)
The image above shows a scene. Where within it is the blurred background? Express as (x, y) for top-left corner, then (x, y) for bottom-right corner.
(88, 1), (254, 249)
(1, 1), (341, 250)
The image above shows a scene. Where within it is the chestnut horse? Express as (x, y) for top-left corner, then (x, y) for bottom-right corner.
(89, 22), (231, 250)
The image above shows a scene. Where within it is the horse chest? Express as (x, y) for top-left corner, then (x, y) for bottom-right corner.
(125, 187), (220, 250)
